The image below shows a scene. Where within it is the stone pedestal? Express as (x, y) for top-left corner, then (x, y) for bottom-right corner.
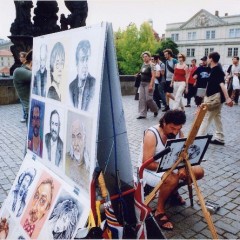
(0, 77), (19, 105)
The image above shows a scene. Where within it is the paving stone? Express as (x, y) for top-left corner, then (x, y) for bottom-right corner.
(215, 220), (239, 235)
(0, 98), (240, 239)
(223, 232), (238, 239)
(224, 202), (238, 211)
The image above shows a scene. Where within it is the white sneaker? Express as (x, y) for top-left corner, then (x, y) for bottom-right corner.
(20, 118), (26, 123)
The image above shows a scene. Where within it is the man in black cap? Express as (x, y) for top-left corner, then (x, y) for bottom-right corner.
(192, 56), (211, 106)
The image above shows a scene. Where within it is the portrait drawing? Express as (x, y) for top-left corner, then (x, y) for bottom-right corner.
(47, 192), (82, 239)
(10, 168), (36, 218)
(45, 109), (63, 168)
(69, 39), (96, 111)
(32, 43), (48, 97)
(47, 42), (65, 101)
(20, 172), (60, 239)
(28, 99), (45, 158)
(65, 112), (91, 191)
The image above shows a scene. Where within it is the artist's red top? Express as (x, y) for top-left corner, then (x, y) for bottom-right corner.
(188, 66), (198, 84)
(173, 68), (186, 82)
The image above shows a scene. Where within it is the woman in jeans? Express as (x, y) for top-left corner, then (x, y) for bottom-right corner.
(170, 53), (188, 110)
(137, 51), (158, 119)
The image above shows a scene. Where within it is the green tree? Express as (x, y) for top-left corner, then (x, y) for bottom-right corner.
(156, 38), (179, 61)
(115, 22), (160, 75)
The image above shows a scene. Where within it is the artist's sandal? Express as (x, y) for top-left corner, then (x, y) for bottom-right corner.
(155, 213), (173, 231)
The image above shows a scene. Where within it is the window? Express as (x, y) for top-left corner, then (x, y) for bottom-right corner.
(187, 32), (196, 40)
(234, 48), (238, 56)
(229, 28), (240, 38)
(171, 33), (179, 41)
(206, 30), (215, 39)
(210, 48), (214, 53)
(205, 48), (209, 56)
(187, 48), (195, 57)
(228, 48), (238, 57)
(191, 49), (195, 57)
(228, 48), (233, 57)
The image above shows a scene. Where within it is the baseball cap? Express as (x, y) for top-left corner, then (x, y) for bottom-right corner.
(200, 56), (207, 61)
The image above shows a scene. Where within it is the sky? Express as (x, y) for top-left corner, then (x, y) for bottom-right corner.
(0, 0), (240, 40)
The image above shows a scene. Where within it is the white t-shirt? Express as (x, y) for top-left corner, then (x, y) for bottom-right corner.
(154, 63), (161, 84)
(138, 126), (180, 187)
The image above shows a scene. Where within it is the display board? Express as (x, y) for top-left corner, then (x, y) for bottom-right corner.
(0, 22), (134, 239)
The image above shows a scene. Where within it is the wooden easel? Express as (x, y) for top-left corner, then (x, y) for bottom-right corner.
(144, 105), (218, 239)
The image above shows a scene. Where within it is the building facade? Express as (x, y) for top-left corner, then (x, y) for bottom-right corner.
(165, 9), (240, 70)
(0, 50), (14, 76)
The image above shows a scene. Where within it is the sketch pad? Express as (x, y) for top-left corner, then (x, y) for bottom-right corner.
(156, 135), (212, 173)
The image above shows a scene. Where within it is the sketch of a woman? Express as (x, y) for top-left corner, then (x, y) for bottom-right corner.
(49, 199), (79, 239)
(48, 42), (65, 101)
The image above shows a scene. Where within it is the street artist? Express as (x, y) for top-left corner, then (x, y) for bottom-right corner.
(139, 110), (204, 230)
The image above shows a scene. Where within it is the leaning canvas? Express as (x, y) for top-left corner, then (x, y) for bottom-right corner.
(157, 135), (212, 172)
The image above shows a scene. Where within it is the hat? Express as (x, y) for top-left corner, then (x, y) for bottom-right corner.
(200, 56), (207, 61)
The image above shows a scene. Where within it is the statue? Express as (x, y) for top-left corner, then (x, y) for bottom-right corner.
(10, 0), (33, 36)
(33, 0), (60, 37)
(60, 1), (88, 30)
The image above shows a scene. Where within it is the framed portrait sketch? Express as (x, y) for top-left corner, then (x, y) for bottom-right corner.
(157, 135), (212, 172)
(20, 170), (61, 239)
(65, 110), (93, 193)
(43, 104), (65, 170)
(27, 99), (45, 158)
(39, 189), (88, 240)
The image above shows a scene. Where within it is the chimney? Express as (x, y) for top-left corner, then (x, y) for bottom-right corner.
(215, 10), (219, 16)
(225, 13), (228, 16)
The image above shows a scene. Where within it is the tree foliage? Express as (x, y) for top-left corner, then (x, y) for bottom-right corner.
(115, 22), (160, 75)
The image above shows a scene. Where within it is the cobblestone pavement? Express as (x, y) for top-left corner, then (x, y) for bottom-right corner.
(1, 96), (240, 239)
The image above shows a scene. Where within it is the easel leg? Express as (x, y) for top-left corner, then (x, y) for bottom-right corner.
(185, 160), (218, 239)
(185, 165), (194, 207)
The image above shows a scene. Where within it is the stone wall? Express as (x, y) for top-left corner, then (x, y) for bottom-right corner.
(119, 75), (136, 96)
(0, 77), (19, 105)
(0, 75), (135, 105)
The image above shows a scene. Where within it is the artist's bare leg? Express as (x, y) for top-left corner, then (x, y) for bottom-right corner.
(155, 166), (204, 229)
(155, 172), (179, 229)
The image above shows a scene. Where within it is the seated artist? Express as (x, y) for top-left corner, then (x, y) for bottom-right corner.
(139, 110), (204, 230)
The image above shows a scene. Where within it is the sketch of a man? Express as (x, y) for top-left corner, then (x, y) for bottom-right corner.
(69, 119), (89, 168)
(11, 168), (36, 218)
(47, 42), (65, 101)
(188, 144), (201, 160)
(48, 199), (79, 239)
(45, 110), (63, 167)
(28, 104), (43, 157)
(69, 40), (96, 111)
(33, 44), (47, 97)
(22, 178), (54, 237)
(65, 119), (90, 189)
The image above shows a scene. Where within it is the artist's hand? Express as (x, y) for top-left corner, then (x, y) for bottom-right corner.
(178, 168), (186, 181)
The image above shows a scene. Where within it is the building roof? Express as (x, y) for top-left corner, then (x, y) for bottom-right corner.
(0, 49), (12, 57)
(0, 67), (10, 74)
